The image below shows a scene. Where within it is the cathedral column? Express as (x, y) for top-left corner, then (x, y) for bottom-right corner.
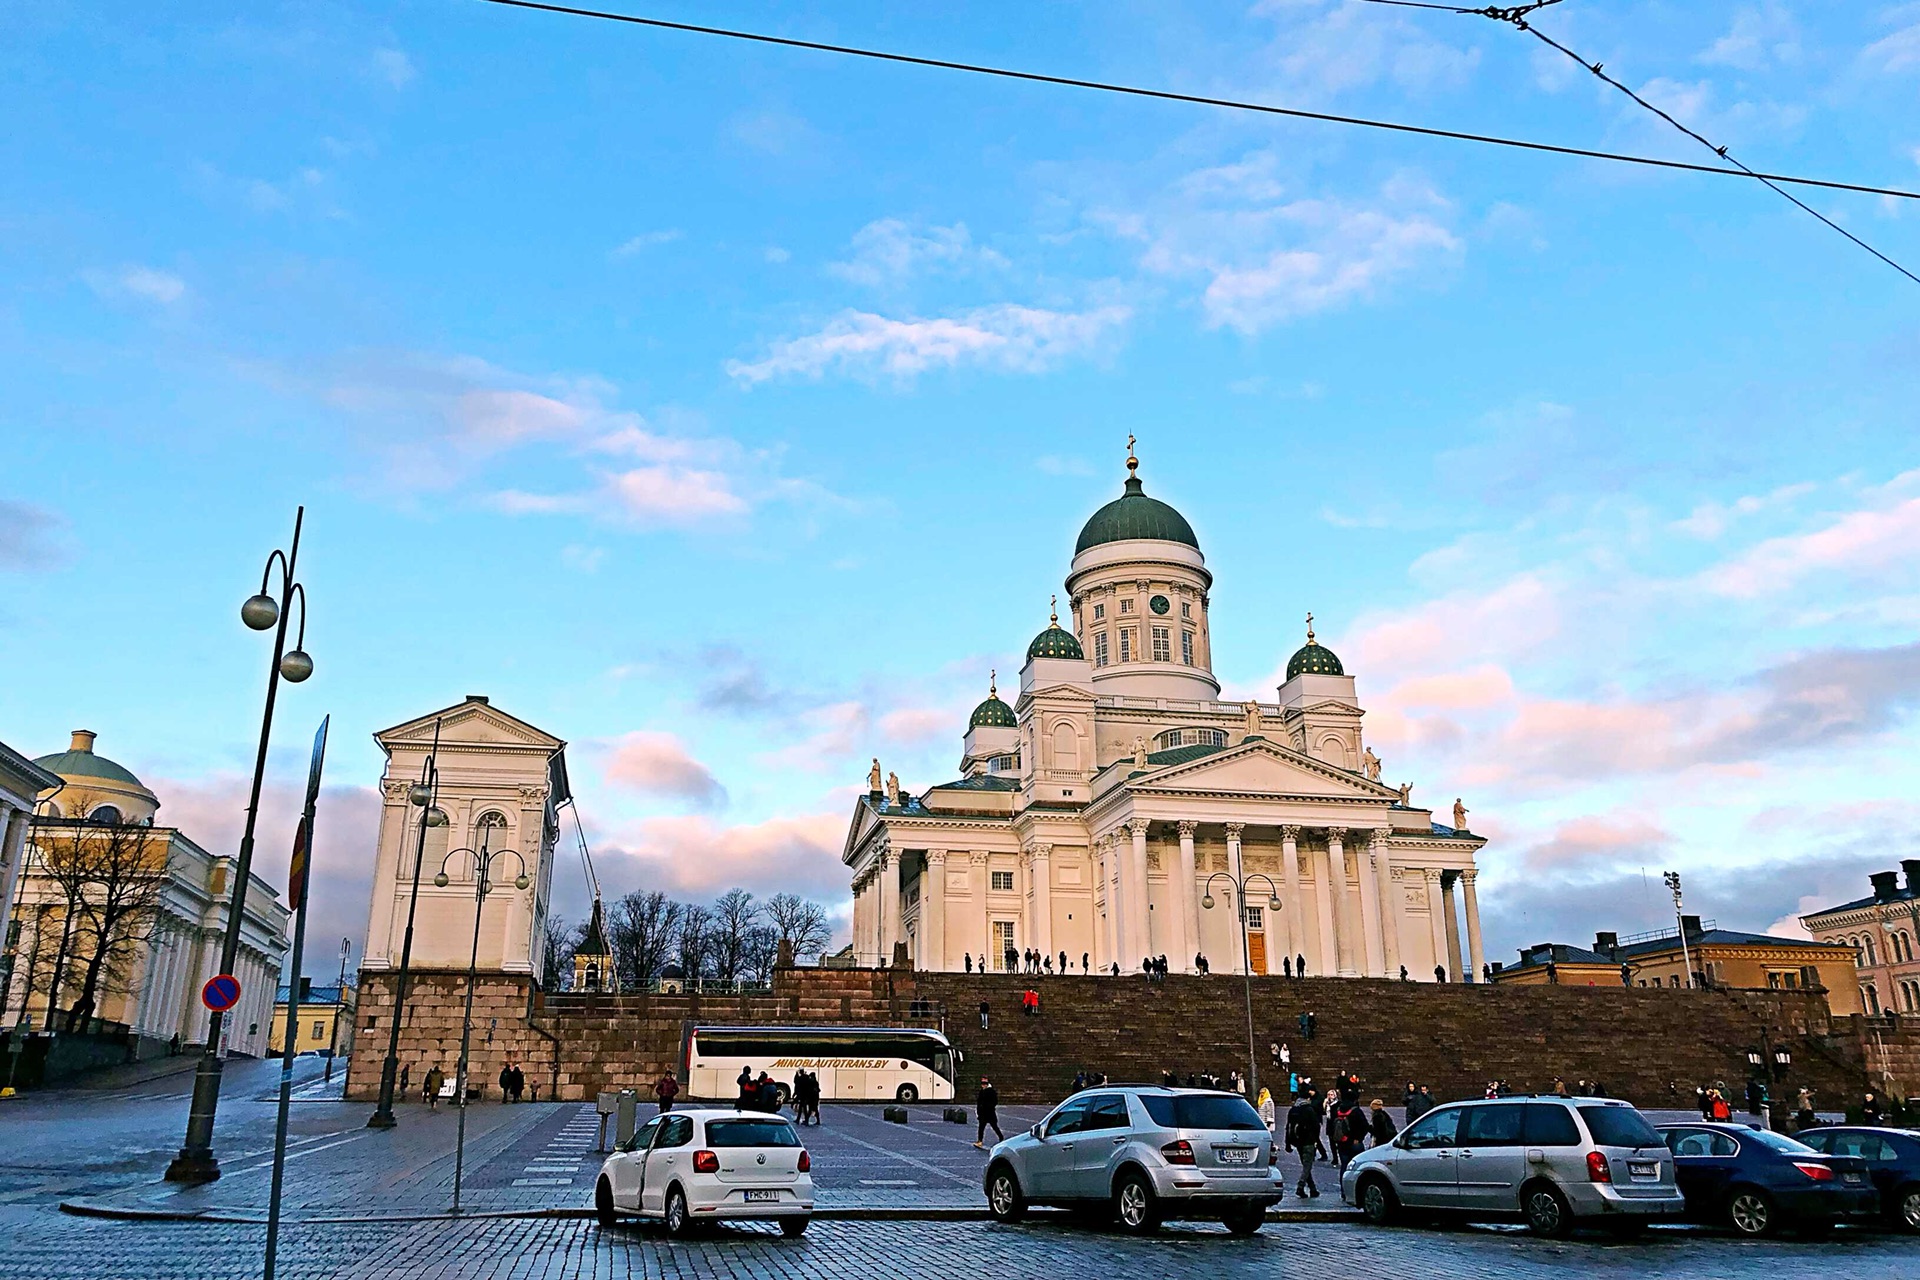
(1442, 872), (1465, 981)
(1025, 844), (1053, 962)
(1372, 830), (1402, 976)
(1126, 819), (1151, 962)
(1320, 830), (1344, 976)
(877, 849), (899, 966)
(1099, 834), (1121, 970)
(1461, 868), (1486, 982)
(924, 850), (948, 972)
(1423, 869), (1448, 980)
(1280, 826), (1302, 972)
(1355, 832), (1385, 978)
(1311, 832), (1338, 977)
(1176, 821), (1199, 972)
(1223, 822), (1246, 974)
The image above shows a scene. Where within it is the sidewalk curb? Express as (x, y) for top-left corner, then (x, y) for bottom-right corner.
(58, 1197), (1361, 1227)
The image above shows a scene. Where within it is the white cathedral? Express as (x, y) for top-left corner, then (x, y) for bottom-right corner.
(842, 450), (1488, 981)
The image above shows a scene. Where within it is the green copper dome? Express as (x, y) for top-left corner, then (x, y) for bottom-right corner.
(1284, 618), (1344, 679)
(1074, 460), (1199, 555)
(1026, 623), (1085, 661)
(34, 731), (148, 790)
(968, 672), (1017, 728)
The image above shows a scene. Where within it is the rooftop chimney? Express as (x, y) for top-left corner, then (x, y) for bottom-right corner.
(1681, 914), (1703, 938)
(1594, 931), (1619, 955)
(70, 729), (97, 752)
(299, 976), (313, 1000)
(1871, 871), (1901, 902)
(1903, 859), (1920, 895)
(464, 694), (489, 705)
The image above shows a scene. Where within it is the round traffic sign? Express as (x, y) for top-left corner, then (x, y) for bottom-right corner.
(202, 973), (242, 1012)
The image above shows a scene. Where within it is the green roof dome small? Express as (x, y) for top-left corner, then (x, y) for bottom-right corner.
(1074, 448), (1198, 555)
(1285, 614), (1344, 679)
(969, 671), (1017, 728)
(1026, 598), (1085, 660)
(34, 730), (148, 789)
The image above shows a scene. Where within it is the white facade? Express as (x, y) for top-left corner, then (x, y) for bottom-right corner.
(844, 455), (1488, 980)
(360, 696), (569, 982)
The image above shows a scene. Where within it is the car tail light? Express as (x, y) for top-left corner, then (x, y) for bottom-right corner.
(1586, 1152), (1612, 1183)
(692, 1150), (720, 1173)
(1270, 1144), (1279, 1166)
(797, 1150), (811, 1173)
(1161, 1139), (1195, 1166)
(1793, 1162), (1834, 1182)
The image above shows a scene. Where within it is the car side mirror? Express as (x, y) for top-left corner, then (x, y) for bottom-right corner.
(1031, 1124), (1042, 1139)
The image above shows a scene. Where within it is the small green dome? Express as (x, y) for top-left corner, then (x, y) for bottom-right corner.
(1075, 460), (1199, 555)
(1285, 618), (1345, 679)
(968, 672), (1017, 728)
(35, 731), (148, 790)
(1026, 623), (1085, 661)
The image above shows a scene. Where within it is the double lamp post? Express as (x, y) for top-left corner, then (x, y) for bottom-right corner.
(1201, 868), (1283, 1102)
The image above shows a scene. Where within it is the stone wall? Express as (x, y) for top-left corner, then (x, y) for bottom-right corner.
(346, 965), (1890, 1108)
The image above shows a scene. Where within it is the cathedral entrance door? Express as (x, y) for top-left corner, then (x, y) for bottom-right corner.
(1247, 932), (1268, 975)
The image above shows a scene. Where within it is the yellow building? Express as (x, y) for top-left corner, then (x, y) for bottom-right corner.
(1491, 917), (1864, 1014)
(269, 979), (356, 1058)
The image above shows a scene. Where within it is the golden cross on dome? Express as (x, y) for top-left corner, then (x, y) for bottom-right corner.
(989, 668), (997, 697)
(1305, 611), (1316, 644)
(1050, 594), (1059, 625)
(1126, 433), (1138, 475)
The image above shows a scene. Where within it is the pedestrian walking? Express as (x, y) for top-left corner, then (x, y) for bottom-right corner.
(654, 1070), (679, 1115)
(1059, 950), (1068, 973)
(1081, 952), (1089, 974)
(1257, 1086), (1276, 1134)
(1793, 1087), (1816, 1131)
(964, 952), (973, 974)
(979, 999), (990, 1030)
(1285, 1091), (1323, 1197)
(1368, 1099), (1398, 1147)
(1295, 953), (1306, 977)
(974, 1077), (1005, 1148)
(736, 1065), (757, 1111)
(1862, 1089), (1885, 1123)
(511, 1063), (526, 1102)
(424, 1063), (445, 1109)
(499, 1062), (514, 1102)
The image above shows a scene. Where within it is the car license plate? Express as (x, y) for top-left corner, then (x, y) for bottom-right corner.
(1843, 1172), (1863, 1185)
(1216, 1148), (1257, 1165)
(1627, 1161), (1658, 1180)
(744, 1190), (780, 1202)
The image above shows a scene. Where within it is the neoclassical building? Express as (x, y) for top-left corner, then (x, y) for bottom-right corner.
(843, 453), (1488, 980)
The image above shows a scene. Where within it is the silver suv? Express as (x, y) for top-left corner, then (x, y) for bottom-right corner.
(1341, 1096), (1685, 1236)
(984, 1087), (1284, 1234)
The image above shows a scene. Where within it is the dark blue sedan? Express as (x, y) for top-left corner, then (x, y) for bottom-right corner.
(1656, 1122), (1877, 1237)
(1795, 1126), (1920, 1233)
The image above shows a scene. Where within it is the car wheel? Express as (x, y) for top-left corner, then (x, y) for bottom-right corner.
(1221, 1203), (1266, 1236)
(1359, 1176), (1400, 1226)
(1897, 1184), (1920, 1234)
(595, 1177), (619, 1228)
(1522, 1183), (1573, 1238)
(896, 1083), (919, 1103)
(664, 1185), (695, 1238)
(986, 1164), (1027, 1223)
(779, 1215), (810, 1237)
(1726, 1188), (1777, 1238)
(1113, 1169), (1161, 1234)
(775, 1083), (792, 1108)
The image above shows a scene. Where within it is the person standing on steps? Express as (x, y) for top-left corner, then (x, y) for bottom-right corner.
(1296, 953), (1307, 978)
(973, 1076), (1005, 1149)
(1081, 952), (1089, 974)
(979, 999), (990, 1030)
(1285, 1088), (1323, 1198)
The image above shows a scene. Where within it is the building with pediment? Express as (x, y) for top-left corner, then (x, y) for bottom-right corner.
(842, 451), (1488, 980)
(359, 696), (570, 981)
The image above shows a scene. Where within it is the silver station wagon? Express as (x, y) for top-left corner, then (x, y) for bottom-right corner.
(1341, 1096), (1685, 1236)
(984, 1087), (1284, 1234)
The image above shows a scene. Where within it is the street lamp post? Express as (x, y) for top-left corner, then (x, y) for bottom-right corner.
(165, 509), (314, 1184)
(1200, 869), (1283, 1101)
(324, 937), (351, 1083)
(367, 723), (446, 1129)
(434, 836), (530, 1216)
(1663, 871), (1694, 990)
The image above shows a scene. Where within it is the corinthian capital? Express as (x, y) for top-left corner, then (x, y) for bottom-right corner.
(1280, 824), (1301, 842)
(1126, 817), (1151, 838)
(1223, 822), (1245, 839)
(1176, 820), (1198, 838)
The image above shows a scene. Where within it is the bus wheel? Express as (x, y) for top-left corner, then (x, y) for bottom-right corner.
(896, 1083), (919, 1102)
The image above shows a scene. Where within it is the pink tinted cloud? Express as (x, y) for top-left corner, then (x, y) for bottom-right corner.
(591, 810), (846, 901)
(601, 731), (726, 808)
(1702, 492), (1920, 598)
(1520, 813), (1672, 871)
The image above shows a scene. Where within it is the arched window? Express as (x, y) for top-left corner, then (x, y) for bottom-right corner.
(1865, 985), (1880, 1015)
(1051, 723), (1081, 771)
(89, 804), (122, 825)
(475, 811), (511, 850)
(1863, 936), (1877, 966)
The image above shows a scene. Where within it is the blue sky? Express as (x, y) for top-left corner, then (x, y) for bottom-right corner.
(3, 1), (1918, 975)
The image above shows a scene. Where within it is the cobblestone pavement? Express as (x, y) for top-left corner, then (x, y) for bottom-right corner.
(5, 1202), (1918, 1279)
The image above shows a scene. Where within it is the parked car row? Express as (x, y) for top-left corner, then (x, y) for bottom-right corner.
(582, 1092), (1919, 1243)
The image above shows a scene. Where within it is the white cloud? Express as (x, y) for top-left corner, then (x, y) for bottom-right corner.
(827, 219), (1004, 288)
(1699, 473), (1920, 598)
(85, 265), (188, 306)
(0, 499), (69, 570)
(612, 229), (684, 258)
(1672, 482), (1814, 539)
(1861, 19), (1920, 74)
(373, 47), (416, 89)
(1698, 4), (1801, 71)
(725, 304), (1130, 386)
(1250, 0), (1481, 98)
(592, 810), (846, 901)
(600, 731), (727, 809)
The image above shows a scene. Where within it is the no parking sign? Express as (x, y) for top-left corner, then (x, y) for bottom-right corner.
(202, 973), (242, 1012)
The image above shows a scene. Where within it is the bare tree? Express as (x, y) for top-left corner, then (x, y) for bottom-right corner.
(541, 914), (576, 991)
(709, 889), (761, 985)
(608, 890), (682, 989)
(742, 923), (781, 985)
(677, 904), (714, 981)
(29, 810), (169, 1031)
(762, 893), (831, 963)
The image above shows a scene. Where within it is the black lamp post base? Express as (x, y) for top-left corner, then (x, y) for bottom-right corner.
(164, 1149), (221, 1184)
(366, 1109), (397, 1130)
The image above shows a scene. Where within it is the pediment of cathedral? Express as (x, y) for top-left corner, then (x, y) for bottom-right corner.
(378, 699), (564, 751)
(1131, 738), (1393, 801)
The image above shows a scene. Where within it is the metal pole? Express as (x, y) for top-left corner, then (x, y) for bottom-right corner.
(325, 938), (349, 1083)
(167, 507), (302, 1184)
(451, 842), (490, 1217)
(1240, 881), (1257, 1102)
(263, 875), (309, 1278)
(368, 721), (441, 1129)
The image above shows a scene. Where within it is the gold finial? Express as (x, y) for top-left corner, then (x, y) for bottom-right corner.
(1049, 594), (1059, 625)
(1126, 433), (1138, 476)
(989, 668), (998, 697)
(1305, 611), (1316, 644)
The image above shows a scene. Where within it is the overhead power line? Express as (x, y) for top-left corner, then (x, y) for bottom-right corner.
(1351, 0), (1918, 285)
(474, 0), (1920, 206)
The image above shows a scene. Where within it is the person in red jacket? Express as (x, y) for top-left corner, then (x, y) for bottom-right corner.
(654, 1071), (679, 1115)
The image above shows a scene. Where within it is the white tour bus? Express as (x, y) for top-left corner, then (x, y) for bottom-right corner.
(685, 1025), (960, 1103)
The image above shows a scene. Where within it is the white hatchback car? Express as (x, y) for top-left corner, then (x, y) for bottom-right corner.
(595, 1108), (815, 1237)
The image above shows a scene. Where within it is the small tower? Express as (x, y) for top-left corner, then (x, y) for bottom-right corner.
(1276, 613), (1364, 770)
(572, 896), (616, 993)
